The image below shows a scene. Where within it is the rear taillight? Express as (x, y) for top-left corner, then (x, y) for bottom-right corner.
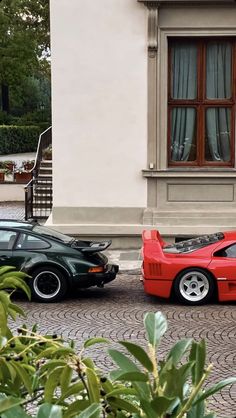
(88, 266), (104, 273)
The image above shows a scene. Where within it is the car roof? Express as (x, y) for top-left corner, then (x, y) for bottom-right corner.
(0, 219), (35, 230)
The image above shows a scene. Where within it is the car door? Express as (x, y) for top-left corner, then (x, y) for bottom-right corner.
(209, 243), (236, 280)
(11, 232), (50, 272)
(0, 229), (18, 268)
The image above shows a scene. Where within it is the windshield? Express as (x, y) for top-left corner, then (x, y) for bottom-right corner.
(33, 225), (73, 243)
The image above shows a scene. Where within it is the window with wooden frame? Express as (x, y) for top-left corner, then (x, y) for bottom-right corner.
(168, 38), (235, 167)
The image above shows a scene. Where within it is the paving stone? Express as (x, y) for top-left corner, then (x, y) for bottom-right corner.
(12, 275), (236, 418)
(0, 201), (25, 219)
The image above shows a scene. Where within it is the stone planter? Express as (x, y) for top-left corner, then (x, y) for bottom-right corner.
(15, 172), (32, 183)
(4, 173), (14, 182)
(0, 172), (4, 182)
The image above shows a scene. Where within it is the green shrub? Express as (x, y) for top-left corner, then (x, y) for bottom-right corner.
(0, 125), (41, 154)
(0, 266), (235, 418)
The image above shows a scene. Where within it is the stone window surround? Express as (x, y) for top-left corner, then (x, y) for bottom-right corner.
(138, 0), (236, 179)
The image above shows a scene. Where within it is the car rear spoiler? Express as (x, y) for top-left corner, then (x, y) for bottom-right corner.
(78, 240), (112, 253)
(142, 230), (167, 248)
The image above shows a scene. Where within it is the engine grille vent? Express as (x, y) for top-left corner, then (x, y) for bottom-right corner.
(149, 263), (161, 276)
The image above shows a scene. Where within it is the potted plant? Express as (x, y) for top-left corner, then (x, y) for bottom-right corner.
(22, 159), (35, 171)
(42, 144), (52, 160)
(15, 166), (32, 183)
(1, 160), (15, 182)
(0, 162), (5, 181)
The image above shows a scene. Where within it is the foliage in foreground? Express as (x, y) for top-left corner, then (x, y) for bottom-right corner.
(0, 266), (235, 418)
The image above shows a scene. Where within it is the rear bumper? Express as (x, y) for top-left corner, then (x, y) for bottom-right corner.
(75, 264), (119, 288)
(217, 280), (236, 302)
(143, 278), (172, 299)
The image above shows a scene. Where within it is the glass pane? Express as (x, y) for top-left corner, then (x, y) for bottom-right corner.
(205, 108), (231, 162)
(0, 230), (17, 250)
(206, 41), (232, 99)
(170, 108), (197, 162)
(171, 42), (197, 99)
(17, 233), (50, 250)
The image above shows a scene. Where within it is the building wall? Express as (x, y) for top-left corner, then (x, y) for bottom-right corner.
(142, 3), (236, 237)
(50, 0), (236, 245)
(50, 0), (148, 240)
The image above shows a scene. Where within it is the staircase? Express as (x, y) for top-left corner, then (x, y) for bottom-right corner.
(25, 127), (53, 220)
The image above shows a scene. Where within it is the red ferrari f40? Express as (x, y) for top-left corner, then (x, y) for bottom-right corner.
(142, 230), (236, 305)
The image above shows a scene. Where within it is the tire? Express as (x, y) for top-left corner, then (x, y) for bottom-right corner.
(30, 266), (68, 302)
(173, 268), (215, 305)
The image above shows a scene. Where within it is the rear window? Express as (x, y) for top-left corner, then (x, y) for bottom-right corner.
(163, 232), (224, 254)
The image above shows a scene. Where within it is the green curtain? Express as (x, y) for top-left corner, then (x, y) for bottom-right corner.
(206, 42), (231, 162)
(171, 42), (197, 161)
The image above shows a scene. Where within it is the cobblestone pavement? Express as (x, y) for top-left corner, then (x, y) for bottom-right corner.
(14, 274), (236, 418)
(0, 201), (24, 219)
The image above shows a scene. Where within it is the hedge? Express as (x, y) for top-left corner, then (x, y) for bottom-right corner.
(0, 125), (41, 154)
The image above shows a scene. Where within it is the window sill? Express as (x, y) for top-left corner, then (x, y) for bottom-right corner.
(142, 168), (236, 178)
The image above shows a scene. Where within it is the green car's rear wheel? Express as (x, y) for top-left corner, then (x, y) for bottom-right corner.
(30, 267), (68, 302)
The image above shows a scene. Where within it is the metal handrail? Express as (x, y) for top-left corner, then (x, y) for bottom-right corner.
(24, 126), (52, 220)
(25, 179), (34, 220)
(32, 126), (52, 179)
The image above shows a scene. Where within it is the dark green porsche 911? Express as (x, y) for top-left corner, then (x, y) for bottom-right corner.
(0, 220), (118, 303)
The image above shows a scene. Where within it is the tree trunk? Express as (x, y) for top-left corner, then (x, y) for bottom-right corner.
(1, 84), (9, 113)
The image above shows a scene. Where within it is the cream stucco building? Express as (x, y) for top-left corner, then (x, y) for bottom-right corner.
(49, 0), (236, 247)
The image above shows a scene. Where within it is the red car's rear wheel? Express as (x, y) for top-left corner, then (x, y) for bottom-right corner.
(174, 268), (215, 305)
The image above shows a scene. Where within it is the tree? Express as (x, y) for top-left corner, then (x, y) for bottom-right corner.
(0, 0), (50, 113)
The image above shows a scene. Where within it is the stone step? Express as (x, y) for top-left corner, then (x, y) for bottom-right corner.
(34, 188), (52, 195)
(39, 168), (52, 175)
(41, 159), (52, 166)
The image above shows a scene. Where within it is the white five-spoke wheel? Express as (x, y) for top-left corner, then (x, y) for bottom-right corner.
(174, 268), (215, 305)
(30, 267), (68, 303)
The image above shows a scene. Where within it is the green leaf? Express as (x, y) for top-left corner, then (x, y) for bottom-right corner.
(0, 301), (7, 336)
(108, 349), (140, 372)
(83, 337), (110, 348)
(144, 311), (167, 348)
(63, 400), (91, 418)
(0, 277), (31, 300)
(82, 357), (96, 369)
(0, 266), (16, 277)
(109, 398), (140, 414)
(86, 368), (100, 403)
(140, 399), (157, 418)
(187, 398), (205, 418)
(0, 335), (7, 349)
(109, 349), (150, 400)
(106, 387), (136, 397)
(119, 341), (153, 372)
(77, 403), (101, 418)
(11, 362), (33, 395)
(59, 382), (84, 402)
(36, 403), (63, 418)
(36, 347), (58, 360)
(193, 377), (236, 406)
(8, 303), (26, 319)
(40, 360), (67, 373)
(190, 340), (206, 386)
(162, 362), (194, 401)
(1, 405), (31, 418)
(167, 338), (192, 366)
(60, 365), (73, 395)
(151, 396), (177, 416)
(44, 367), (64, 402)
(111, 371), (148, 382)
(0, 397), (22, 414)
